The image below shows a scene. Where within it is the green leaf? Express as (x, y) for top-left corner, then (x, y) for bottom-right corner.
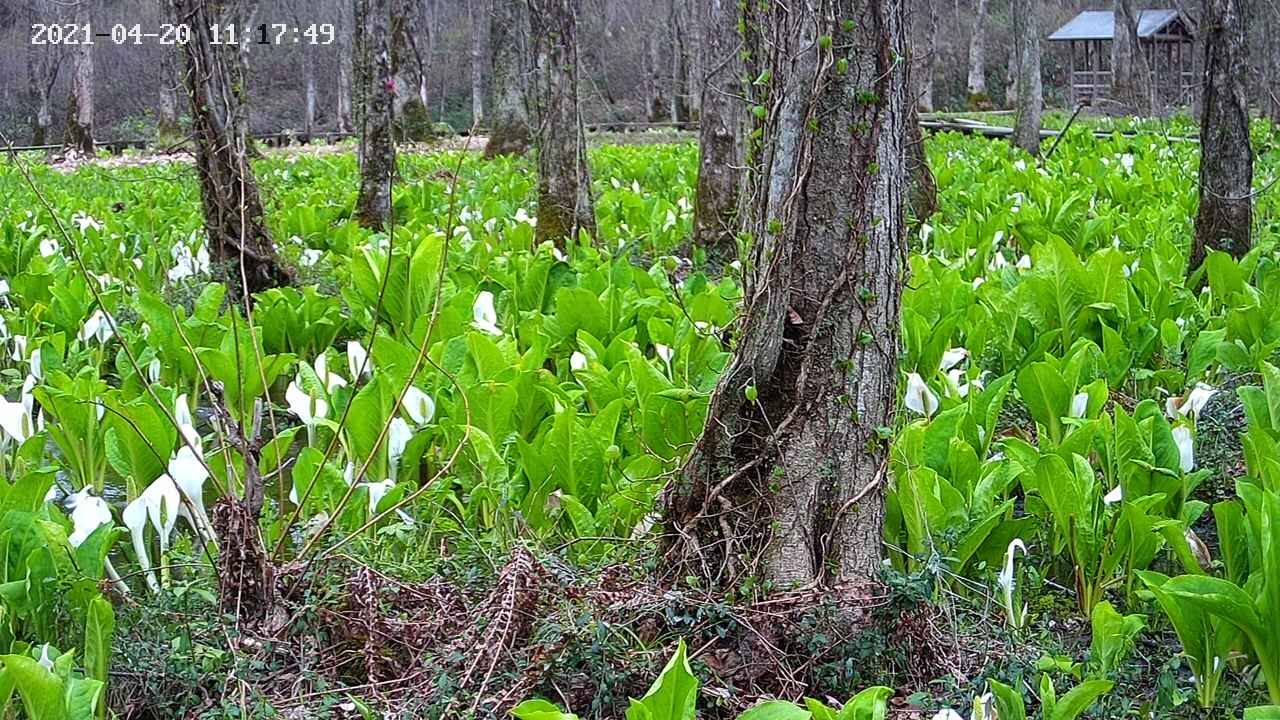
(1048, 680), (1112, 720)
(836, 686), (892, 720)
(511, 698), (580, 720)
(736, 700), (811, 720)
(626, 640), (698, 720)
(1, 654), (67, 720)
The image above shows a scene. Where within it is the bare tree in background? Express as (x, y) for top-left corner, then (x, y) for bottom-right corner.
(25, 1), (61, 146)
(484, 0), (532, 157)
(916, 0), (938, 111)
(157, 44), (182, 142)
(1112, 0), (1153, 114)
(967, 0), (990, 107)
(691, 0), (742, 253)
(645, 26), (667, 121)
(1192, 0), (1252, 266)
(529, 0), (596, 246)
(663, 0), (909, 588)
(337, 0), (355, 134)
(1264, 0), (1280, 124)
(63, 0), (94, 155)
(1011, 0), (1042, 155)
(355, 0), (396, 229)
(470, 0), (488, 125)
(171, 0), (289, 297)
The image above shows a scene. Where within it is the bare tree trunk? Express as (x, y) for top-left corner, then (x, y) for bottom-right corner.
(966, 0), (989, 107)
(303, 45), (318, 141)
(1265, 0), (1280, 124)
(530, 0), (596, 246)
(1005, 43), (1018, 108)
(646, 27), (667, 121)
(485, 0), (532, 157)
(1192, 0), (1253, 266)
(917, 0), (937, 111)
(471, 0), (488, 125)
(691, 0), (743, 252)
(63, 0), (94, 156)
(907, 93), (938, 221)
(337, 0), (356, 134)
(171, 0), (289, 298)
(668, 0), (690, 123)
(663, 0), (908, 589)
(356, 0), (396, 229)
(391, 0), (430, 134)
(1112, 0), (1153, 113)
(157, 44), (182, 142)
(1012, 0), (1042, 156)
(25, 1), (60, 147)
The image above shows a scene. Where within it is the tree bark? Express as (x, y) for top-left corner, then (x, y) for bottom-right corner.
(1192, 0), (1253, 266)
(646, 25), (668, 121)
(485, 0), (532, 157)
(303, 43), (318, 141)
(916, 0), (937, 112)
(1264, 0), (1280, 125)
(1011, 0), (1042, 156)
(63, 0), (94, 156)
(691, 0), (743, 252)
(966, 0), (989, 107)
(662, 0), (908, 589)
(337, 1), (356, 134)
(1112, 0), (1153, 114)
(171, 0), (290, 298)
(355, 0), (396, 229)
(471, 0), (489, 125)
(25, 2), (60, 147)
(530, 0), (597, 246)
(157, 44), (182, 142)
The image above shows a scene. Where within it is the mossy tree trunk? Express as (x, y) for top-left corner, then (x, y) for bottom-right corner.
(966, 0), (989, 108)
(691, 0), (743, 252)
(484, 0), (532, 158)
(172, 0), (289, 299)
(1192, 0), (1253, 267)
(1011, 0), (1043, 156)
(529, 0), (596, 247)
(355, 0), (396, 230)
(662, 0), (909, 589)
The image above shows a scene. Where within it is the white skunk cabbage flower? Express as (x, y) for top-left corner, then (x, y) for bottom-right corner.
(1166, 383), (1217, 421)
(387, 417), (412, 467)
(401, 386), (435, 426)
(1172, 425), (1195, 472)
(904, 373), (939, 417)
(472, 291), (502, 336)
(168, 445), (213, 541)
(1015, 254), (1032, 270)
(0, 380), (41, 445)
(1104, 485), (1123, 505)
(940, 347), (969, 371)
(29, 348), (41, 380)
(347, 340), (371, 380)
(313, 354), (348, 393)
(123, 474), (181, 593)
(655, 344), (674, 365)
(931, 711), (964, 720)
(37, 644), (54, 671)
(998, 539), (1028, 629)
(38, 238), (60, 258)
(147, 357), (162, 383)
(66, 487), (113, 547)
(79, 309), (115, 345)
(363, 478), (414, 524)
(570, 351), (588, 372)
(72, 212), (103, 233)
(286, 381), (328, 426)
(1069, 391), (1090, 418)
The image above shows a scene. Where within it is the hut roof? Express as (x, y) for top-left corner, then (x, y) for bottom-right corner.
(1047, 9), (1192, 42)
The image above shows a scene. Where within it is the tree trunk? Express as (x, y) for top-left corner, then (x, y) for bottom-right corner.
(1112, 0), (1153, 114)
(668, 0), (690, 123)
(337, 2), (356, 134)
(907, 95), (938, 221)
(917, 0), (937, 112)
(158, 45), (182, 142)
(529, 0), (597, 246)
(355, 0), (396, 229)
(1265, 0), (1280, 125)
(662, 0), (908, 589)
(63, 0), (94, 156)
(25, 2), (59, 147)
(966, 0), (989, 107)
(1192, 0), (1253, 266)
(1011, 0), (1042, 156)
(691, 0), (743, 252)
(471, 0), (488, 125)
(646, 27), (668, 121)
(484, 0), (532, 157)
(302, 43), (318, 141)
(171, 0), (290, 298)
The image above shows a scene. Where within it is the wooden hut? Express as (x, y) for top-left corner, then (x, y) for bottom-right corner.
(1047, 9), (1196, 107)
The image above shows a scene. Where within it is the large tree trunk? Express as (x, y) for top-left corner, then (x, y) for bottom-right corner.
(391, 0), (430, 126)
(157, 45), (182, 142)
(484, 0), (532, 157)
(1112, 0), (1153, 114)
(529, 0), (596, 246)
(966, 0), (989, 107)
(337, 2), (356, 134)
(1192, 0), (1253, 266)
(172, 0), (289, 298)
(662, 0), (908, 589)
(669, 0), (691, 123)
(470, 0), (488, 125)
(63, 0), (94, 156)
(1011, 0), (1042, 156)
(691, 0), (743, 252)
(355, 0), (396, 229)
(302, 44), (318, 142)
(646, 27), (668, 122)
(1265, 0), (1280, 125)
(916, 0), (937, 112)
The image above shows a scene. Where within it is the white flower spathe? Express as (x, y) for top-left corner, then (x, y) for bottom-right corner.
(1104, 485), (1123, 504)
(313, 354), (348, 393)
(123, 474), (181, 593)
(472, 291), (502, 336)
(1166, 382), (1217, 421)
(998, 538), (1028, 628)
(79, 309), (115, 345)
(1172, 424), (1195, 473)
(286, 381), (328, 425)
(940, 347), (969, 371)
(1069, 391), (1090, 418)
(570, 351), (588, 371)
(38, 237), (59, 258)
(401, 386), (435, 425)
(66, 487), (113, 548)
(0, 380), (41, 445)
(72, 212), (103, 233)
(904, 373), (939, 417)
(347, 340), (371, 379)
